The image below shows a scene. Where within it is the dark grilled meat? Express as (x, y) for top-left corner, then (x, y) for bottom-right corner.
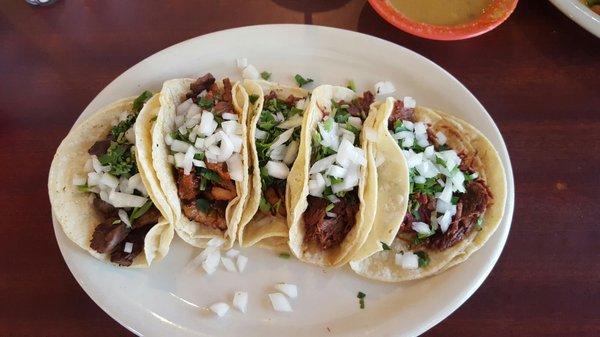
(90, 218), (130, 254)
(177, 168), (199, 201)
(187, 73), (216, 99)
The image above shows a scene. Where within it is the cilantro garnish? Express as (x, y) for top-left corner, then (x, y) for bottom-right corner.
(197, 97), (214, 109)
(294, 74), (313, 87)
(76, 184), (91, 193)
(325, 203), (335, 212)
(130, 200), (153, 223)
(279, 252), (291, 259)
(259, 196), (271, 213)
(260, 71), (271, 80)
(98, 143), (136, 177)
(346, 80), (356, 92)
(133, 90), (153, 112)
(195, 198), (210, 213)
(249, 94), (259, 104)
(415, 251), (430, 268)
(381, 242), (391, 250)
(357, 291), (366, 309)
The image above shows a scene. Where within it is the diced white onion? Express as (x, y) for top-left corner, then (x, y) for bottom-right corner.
(209, 302), (230, 318)
(271, 128), (295, 149)
(221, 257), (237, 272)
(118, 209), (131, 228)
(242, 64), (259, 80)
(177, 99), (193, 115)
(222, 112), (238, 121)
(295, 98), (307, 110)
(403, 96), (416, 109)
(108, 190), (148, 208)
(235, 58), (248, 69)
(225, 249), (239, 258)
(199, 111), (218, 137)
(84, 158), (93, 172)
(268, 293), (292, 312)
(411, 221), (431, 235)
(414, 122), (427, 135)
(283, 140), (299, 165)
(255, 128), (268, 140)
(171, 139), (191, 153)
(233, 291), (248, 313)
(438, 181), (453, 203)
(277, 115), (303, 129)
(221, 120), (242, 135)
(275, 283), (298, 298)
(326, 212), (337, 218)
(123, 242), (133, 253)
(436, 131), (447, 145)
(124, 127), (135, 144)
(326, 165), (347, 178)
(309, 154), (337, 174)
(414, 175), (426, 184)
(348, 116), (363, 129)
(226, 153), (244, 182)
(308, 173), (326, 197)
(183, 146), (195, 175)
(99, 173), (119, 189)
(236, 255), (248, 273)
(438, 211), (452, 233)
(374, 81), (396, 95)
(266, 161), (289, 179)
(401, 251), (419, 270)
(207, 237), (226, 247)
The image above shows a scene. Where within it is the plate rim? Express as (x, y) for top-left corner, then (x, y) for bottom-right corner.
(51, 24), (515, 337)
(549, 0), (600, 38)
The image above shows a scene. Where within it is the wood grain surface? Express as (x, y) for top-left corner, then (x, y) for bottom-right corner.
(1, 0), (598, 336)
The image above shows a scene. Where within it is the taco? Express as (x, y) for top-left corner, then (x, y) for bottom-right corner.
(237, 80), (309, 250)
(48, 92), (175, 267)
(287, 85), (379, 267)
(350, 97), (507, 281)
(149, 74), (250, 249)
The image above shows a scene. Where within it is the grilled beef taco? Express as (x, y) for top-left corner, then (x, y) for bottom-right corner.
(49, 92), (175, 267)
(237, 80), (309, 250)
(350, 97), (507, 281)
(287, 85), (379, 267)
(149, 74), (250, 249)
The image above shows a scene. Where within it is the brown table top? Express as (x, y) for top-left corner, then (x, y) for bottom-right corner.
(1, 1), (599, 336)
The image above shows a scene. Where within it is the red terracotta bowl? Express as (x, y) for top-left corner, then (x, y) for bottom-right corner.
(368, 0), (519, 41)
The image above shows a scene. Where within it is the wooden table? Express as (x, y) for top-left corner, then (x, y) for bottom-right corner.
(1, 1), (598, 336)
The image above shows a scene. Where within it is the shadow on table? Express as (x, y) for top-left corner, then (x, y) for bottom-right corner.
(271, 0), (352, 23)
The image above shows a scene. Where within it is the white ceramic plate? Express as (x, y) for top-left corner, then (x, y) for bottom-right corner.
(549, 0), (600, 37)
(52, 25), (515, 337)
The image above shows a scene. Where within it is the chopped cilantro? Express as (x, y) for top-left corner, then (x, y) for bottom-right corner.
(475, 217), (484, 230)
(98, 143), (136, 177)
(346, 80), (356, 92)
(76, 184), (91, 192)
(415, 251), (430, 268)
(130, 200), (153, 223)
(357, 291), (366, 309)
(200, 169), (221, 183)
(110, 114), (136, 140)
(323, 117), (334, 132)
(133, 90), (153, 112)
(194, 152), (205, 160)
(451, 196), (459, 205)
(258, 111), (278, 130)
(329, 176), (344, 185)
(197, 97), (214, 109)
(344, 122), (360, 136)
(195, 198), (210, 213)
(325, 203), (335, 212)
(260, 71), (271, 80)
(259, 196), (271, 213)
(294, 74), (313, 87)
(279, 252), (291, 259)
(112, 219), (122, 225)
(381, 242), (391, 250)
(249, 94), (259, 104)
(289, 107), (304, 116)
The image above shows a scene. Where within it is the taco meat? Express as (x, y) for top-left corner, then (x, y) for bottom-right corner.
(388, 99), (415, 129)
(348, 91), (374, 117)
(88, 139), (112, 156)
(187, 73), (216, 100)
(181, 201), (227, 230)
(132, 206), (161, 229)
(93, 197), (117, 217)
(90, 218), (130, 254)
(304, 191), (359, 250)
(426, 180), (491, 250)
(110, 225), (153, 266)
(177, 168), (200, 201)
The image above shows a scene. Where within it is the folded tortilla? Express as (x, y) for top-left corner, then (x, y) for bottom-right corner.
(237, 79), (309, 250)
(350, 98), (507, 281)
(48, 96), (174, 267)
(287, 85), (378, 267)
(147, 78), (250, 249)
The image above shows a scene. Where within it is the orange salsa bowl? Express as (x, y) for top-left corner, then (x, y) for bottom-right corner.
(368, 0), (519, 41)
